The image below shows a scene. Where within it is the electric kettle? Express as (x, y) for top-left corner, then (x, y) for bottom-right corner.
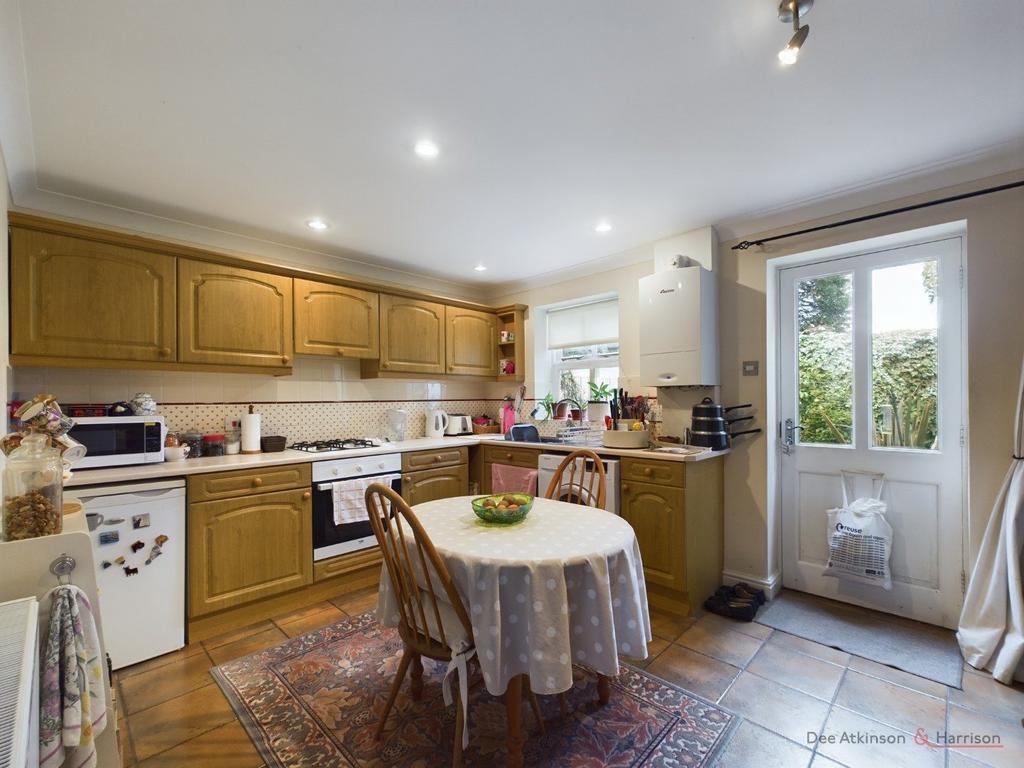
(426, 409), (449, 439)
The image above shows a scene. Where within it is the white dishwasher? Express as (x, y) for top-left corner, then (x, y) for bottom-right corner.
(538, 453), (620, 515)
(75, 478), (186, 669)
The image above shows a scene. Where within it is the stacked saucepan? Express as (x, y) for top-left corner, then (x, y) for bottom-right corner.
(687, 398), (761, 451)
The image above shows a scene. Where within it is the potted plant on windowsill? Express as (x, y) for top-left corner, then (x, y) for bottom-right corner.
(588, 382), (614, 423)
(559, 372), (587, 422)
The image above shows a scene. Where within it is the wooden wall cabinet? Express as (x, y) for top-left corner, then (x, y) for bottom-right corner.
(445, 306), (498, 376)
(178, 259), (294, 369)
(374, 295), (446, 374)
(293, 278), (379, 358)
(9, 227), (177, 363)
(188, 486), (312, 618)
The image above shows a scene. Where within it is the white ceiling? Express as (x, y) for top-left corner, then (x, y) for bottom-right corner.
(6, 0), (1024, 285)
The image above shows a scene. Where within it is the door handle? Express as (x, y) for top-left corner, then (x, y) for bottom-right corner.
(781, 418), (803, 455)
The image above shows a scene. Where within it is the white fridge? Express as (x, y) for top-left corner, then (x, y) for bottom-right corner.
(75, 478), (186, 670)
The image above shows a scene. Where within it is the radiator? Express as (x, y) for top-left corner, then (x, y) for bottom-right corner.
(0, 598), (39, 768)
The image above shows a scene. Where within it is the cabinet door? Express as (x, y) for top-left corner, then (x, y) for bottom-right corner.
(293, 278), (379, 358)
(402, 464), (468, 506)
(178, 259), (293, 368)
(10, 228), (176, 362)
(378, 295), (445, 374)
(620, 480), (685, 591)
(445, 306), (499, 376)
(188, 488), (312, 617)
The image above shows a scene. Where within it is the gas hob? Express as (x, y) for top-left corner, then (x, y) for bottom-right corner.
(288, 438), (384, 453)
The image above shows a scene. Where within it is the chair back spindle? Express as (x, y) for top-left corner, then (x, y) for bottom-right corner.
(543, 449), (607, 509)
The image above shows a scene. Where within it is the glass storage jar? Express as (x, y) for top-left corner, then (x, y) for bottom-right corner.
(203, 434), (226, 457)
(181, 431), (204, 459)
(3, 433), (63, 541)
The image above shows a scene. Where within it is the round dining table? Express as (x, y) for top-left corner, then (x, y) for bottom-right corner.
(376, 495), (653, 767)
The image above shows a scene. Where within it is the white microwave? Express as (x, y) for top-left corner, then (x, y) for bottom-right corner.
(67, 416), (167, 468)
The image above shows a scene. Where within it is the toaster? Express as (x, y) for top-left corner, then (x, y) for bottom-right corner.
(444, 414), (473, 435)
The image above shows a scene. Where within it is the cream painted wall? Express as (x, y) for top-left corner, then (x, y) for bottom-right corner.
(718, 172), (1024, 587)
(1, 143), (11, 492)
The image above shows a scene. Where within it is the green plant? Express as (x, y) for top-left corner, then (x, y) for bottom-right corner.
(538, 393), (556, 420)
(588, 381), (614, 402)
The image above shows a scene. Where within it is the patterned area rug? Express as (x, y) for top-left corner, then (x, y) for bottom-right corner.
(212, 612), (735, 767)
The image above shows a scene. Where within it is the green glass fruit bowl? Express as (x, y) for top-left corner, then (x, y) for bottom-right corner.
(471, 493), (534, 524)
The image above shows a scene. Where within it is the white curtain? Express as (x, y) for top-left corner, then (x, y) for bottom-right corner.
(957, 357), (1024, 684)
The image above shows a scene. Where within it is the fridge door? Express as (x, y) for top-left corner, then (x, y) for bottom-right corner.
(77, 480), (186, 669)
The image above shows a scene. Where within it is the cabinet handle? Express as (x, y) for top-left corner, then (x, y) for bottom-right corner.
(382, 361), (390, 369)
(159, 347), (171, 357)
(643, 467), (652, 476)
(435, 454), (444, 462)
(282, 356), (291, 364)
(403, 475), (412, 483)
(622, 483), (630, 492)
(505, 452), (512, 459)
(302, 491), (311, 500)
(253, 477), (263, 487)
(336, 348), (345, 356)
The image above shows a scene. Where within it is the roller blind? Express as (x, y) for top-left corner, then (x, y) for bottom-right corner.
(546, 299), (619, 350)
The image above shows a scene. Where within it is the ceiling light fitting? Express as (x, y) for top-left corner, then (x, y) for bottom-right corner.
(594, 220), (612, 234)
(306, 218), (329, 231)
(473, 264), (487, 272)
(777, 0), (811, 66)
(414, 139), (440, 159)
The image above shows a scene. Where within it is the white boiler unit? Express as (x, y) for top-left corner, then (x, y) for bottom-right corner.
(637, 265), (718, 386)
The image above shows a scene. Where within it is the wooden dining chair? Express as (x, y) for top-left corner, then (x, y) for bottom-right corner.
(364, 483), (542, 766)
(543, 449), (607, 509)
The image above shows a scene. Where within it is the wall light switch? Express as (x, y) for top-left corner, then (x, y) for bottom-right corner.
(742, 360), (759, 376)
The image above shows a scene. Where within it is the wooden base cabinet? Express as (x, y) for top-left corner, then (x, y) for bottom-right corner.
(619, 458), (723, 616)
(400, 447), (469, 505)
(188, 486), (312, 618)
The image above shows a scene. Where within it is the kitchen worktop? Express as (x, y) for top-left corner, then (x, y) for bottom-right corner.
(66, 435), (726, 487)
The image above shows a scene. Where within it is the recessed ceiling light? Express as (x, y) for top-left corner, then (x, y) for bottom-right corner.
(414, 139), (440, 159)
(473, 264), (487, 272)
(306, 218), (329, 231)
(595, 220), (612, 234)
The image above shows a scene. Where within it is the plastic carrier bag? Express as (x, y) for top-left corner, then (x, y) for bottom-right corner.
(823, 471), (893, 590)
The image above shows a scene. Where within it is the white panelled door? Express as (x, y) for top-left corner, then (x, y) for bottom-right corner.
(779, 237), (965, 628)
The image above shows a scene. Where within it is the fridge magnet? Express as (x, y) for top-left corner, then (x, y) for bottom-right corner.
(132, 513), (151, 529)
(130, 540), (145, 553)
(101, 560), (113, 569)
(123, 566), (139, 576)
(99, 531), (120, 545)
(155, 534), (169, 546)
(114, 555), (126, 565)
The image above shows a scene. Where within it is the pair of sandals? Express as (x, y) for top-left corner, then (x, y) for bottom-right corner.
(703, 582), (766, 622)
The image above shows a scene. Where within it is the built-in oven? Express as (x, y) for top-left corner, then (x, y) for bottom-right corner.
(67, 415), (167, 469)
(311, 453), (402, 561)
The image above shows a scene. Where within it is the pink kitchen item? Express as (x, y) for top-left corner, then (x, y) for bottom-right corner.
(491, 464), (538, 495)
(500, 403), (516, 434)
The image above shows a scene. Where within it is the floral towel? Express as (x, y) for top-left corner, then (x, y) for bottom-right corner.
(39, 585), (107, 768)
(491, 463), (538, 495)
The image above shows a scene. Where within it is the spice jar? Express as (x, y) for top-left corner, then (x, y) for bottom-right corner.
(181, 431), (204, 459)
(3, 433), (63, 541)
(202, 434), (226, 457)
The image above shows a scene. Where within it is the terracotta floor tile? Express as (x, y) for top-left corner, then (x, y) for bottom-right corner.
(719, 671), (830, 744)
(767, 630), (851, 667)
(206, 626), (287, 665)
(834, 670), (946, 736)
(329, 586), (379, 616)
(677, 621), (764, 667)
(648, 609), (697, 642)
(646, 643), (740, 701)
(278, 605), (346, 638)
(136, 721), (263, 768)
(696, 611), (774, 641)
(949, 668), (1024, 724)
(715, 720), (812, 768)
(117, 642), (207, 680)
(747, 641), (845, 702)
(816, 706), (944, 768)
(128, 683), (235, 761)
(947, 703), (1024, 768)
(120, 648), (215, 715)
(846, 655), (949, 700)
(202, 620), (277, 651)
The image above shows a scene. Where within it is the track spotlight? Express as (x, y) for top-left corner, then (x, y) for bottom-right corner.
(777, 0), (811, 66)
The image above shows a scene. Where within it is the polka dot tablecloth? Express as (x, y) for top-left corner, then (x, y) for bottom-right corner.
(376, 496), (652, 697)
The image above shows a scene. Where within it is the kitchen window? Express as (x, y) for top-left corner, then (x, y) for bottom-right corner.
(546, 298), (619, 400)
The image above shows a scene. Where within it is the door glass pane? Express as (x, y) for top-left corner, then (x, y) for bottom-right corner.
(871, 260), (939, 450)
(797, 273), (853, 445)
